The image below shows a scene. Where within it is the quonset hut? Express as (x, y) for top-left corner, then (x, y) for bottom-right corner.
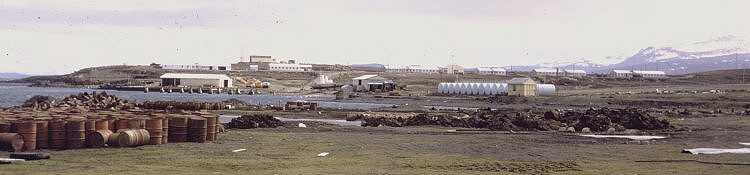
(438, 79), (555, 96)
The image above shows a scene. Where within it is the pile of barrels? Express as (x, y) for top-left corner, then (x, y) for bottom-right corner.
(139, 101), (228, 111)
(0, 110), (220, 152)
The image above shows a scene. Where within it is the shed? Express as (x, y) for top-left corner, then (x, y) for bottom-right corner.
(351, 75), (395, 92)
(160, 73), (233, 88)
(508, 78), (537, 97)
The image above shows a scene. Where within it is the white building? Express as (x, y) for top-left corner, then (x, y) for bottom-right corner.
(161, 64), (230, 71)
(633, 70), (667, 79)
(476, 67), (507, 76)
(351, 75), (395, 92)
(531, 68), (561, 77)
(385, 65), (442, 74)
(446, 65), (464, 74)
(564, 70), (587, 77)
(160, 73), (233, 88)
(609, 70), (634, 78)
(267, 63), (312, 72)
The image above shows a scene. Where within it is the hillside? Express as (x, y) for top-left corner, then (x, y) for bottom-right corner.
(15, 65), (167, 86)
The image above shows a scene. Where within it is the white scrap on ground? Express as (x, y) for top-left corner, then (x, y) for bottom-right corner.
(683, 148), (750, 155)
(317, 152), (330, 157)
(0, 158), (25, 164)
(298, 123), (307, 128)
(580, 134), (667, 141)
(232, 149), (247, 153)
(741, 142), (750, 146)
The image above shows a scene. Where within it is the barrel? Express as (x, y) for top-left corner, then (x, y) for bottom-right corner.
(0, 133), (24, 152)
(145, 118), (163, 145)
(128, 118), (144, 129)
(35, 121), (49, 149)
(108, 132), (121, 147)
(117, 129), (150, 147)
(65, 118), (86, 149)
(161, 117), (169, 144)
(48, 120), (66, 149)
(115, 119), (130, 131)
(85, 119), (96, 136)
(0, 121), (10, 133)
(205, 116), (217, 141)
(87, 130), (113, 148)
(188, 117), (207, 143)
(168, 116), (188, 142)
(108, 117), (117, 132)
(14, 121), (37, 151)
(95, 119), (109, 131)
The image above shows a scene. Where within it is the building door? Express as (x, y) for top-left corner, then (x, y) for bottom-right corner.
(224, 80), (229, 87)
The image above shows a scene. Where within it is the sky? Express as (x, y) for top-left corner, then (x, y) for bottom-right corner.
(1, 0), (749, 75)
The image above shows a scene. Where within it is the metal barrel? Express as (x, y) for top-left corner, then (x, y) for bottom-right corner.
(117, 129), (150, 147)
(145, 118), (163, 145)
(115, 118), (130, 131)
(35, 120), (49, 149)
(0, 121), (10, 133)
(204, 116), (217, 141)
(161, 117), (169, 144)
(14, 120), (37, 151)
(0, 133), (24, 152)
(48, 119), (66, 150)
(128, 118), (145, 129)
(168, 116), (188, 142)
(95, 119), (109, 131)
(108, 132), (121, 147)
(187, 117), (207, 143)
(87, 130), (113, 148)
(65, 118), (86, 149)
(85, 119), (96, 137)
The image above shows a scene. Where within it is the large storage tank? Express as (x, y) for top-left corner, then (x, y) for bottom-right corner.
(536, 84), (556, 96)
(438, 82), (512, 95)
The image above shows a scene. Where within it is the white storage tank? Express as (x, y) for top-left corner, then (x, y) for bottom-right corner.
(536, 84), (556, 96)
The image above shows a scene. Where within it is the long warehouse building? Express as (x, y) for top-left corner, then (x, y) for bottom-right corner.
(160, 73), (233, 88)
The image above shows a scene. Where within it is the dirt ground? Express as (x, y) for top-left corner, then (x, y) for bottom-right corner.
(1, 115), (749, 175)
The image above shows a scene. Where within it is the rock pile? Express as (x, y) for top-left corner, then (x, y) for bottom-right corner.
(225, 114), (284, 129)
(21, 92), (133, 111)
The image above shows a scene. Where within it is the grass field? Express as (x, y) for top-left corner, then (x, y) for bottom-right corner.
(2, 116), (749, 175)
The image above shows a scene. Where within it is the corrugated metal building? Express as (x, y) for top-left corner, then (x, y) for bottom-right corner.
(508, 78), (537, 97)
(160, 73), (233, 88)
(351, 75), (395, 92)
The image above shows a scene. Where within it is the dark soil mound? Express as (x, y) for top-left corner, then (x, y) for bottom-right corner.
(225, 114), (284, 129)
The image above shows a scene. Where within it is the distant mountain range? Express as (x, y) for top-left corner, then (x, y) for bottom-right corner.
(516, 35), (750, 75)
(0, 72), (31, 80)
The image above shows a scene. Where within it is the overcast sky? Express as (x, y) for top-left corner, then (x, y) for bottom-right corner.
(1, 0), (749, 74)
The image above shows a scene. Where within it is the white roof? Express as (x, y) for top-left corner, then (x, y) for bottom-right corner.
(477, 67), (507, 72)
(160, 73), (231, 80)
(564, 70), (587, 74)
(611, 70), (633, 74)
(633, 70), (666, 75)
(353, 75), (379, 80)
(533, 68), (558, 73)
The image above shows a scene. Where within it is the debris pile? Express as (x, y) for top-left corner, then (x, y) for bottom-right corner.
(139, 101), (227, 111)
(225, 114), (284, 129)
(356, 108), (672, 132)
(21, 92), (133, 110)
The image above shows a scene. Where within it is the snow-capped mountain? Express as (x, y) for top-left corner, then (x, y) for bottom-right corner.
(605, 35), (750, 74)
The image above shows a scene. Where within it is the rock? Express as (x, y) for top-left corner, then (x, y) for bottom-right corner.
(581, 127), (591, 133)
(606, 127), (616, 133)
(623, 129), (640, 134)
(558, 126), (568, 132)
(566, 127), (576, 133)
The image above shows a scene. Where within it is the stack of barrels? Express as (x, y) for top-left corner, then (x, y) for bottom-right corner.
(0, 109), (220, 152)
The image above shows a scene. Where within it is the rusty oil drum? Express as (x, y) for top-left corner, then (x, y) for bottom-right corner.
(187, 117), (207, 143)
(14, 120), (37, 151)
(0, 133), (24, 152)
(48, 119), (67, 149)
(117, 129), (150, 147)
(65, 118), (86, 149)
(35, 120), (49, 149)
(145, 118), (163, 145)
(168, 116), (188, 142)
